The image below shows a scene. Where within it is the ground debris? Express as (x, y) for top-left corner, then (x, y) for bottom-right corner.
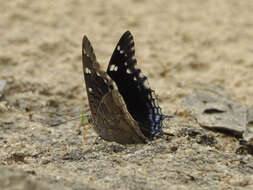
(0, 80), (7, 99)
(182, 84), (253, 145)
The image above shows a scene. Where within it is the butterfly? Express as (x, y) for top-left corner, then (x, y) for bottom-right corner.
(82, 31), (169, 144)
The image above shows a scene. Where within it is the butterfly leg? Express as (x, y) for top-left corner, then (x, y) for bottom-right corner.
(78, 106), (93, 141)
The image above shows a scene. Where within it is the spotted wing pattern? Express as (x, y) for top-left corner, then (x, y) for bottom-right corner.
(82, 36), (146, 144)
(107, 31), (167, 139)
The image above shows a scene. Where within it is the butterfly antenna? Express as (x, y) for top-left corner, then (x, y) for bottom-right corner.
(49, 115), (88, 127)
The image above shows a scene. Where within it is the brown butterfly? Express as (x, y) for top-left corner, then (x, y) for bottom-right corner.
(82, 31), (169, 144)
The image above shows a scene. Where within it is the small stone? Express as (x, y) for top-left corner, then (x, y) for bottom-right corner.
(243, 108), (253, 145)
(182, 85), (247, 135)
(0, 80), (7, 99)
(41, 159), (51, 165)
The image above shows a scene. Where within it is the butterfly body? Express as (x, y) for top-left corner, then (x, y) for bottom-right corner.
(82, 31), (168, 144)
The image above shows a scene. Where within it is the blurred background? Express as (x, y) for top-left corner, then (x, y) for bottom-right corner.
(1, 0), (253, 189)
(1, 0), (253, 113)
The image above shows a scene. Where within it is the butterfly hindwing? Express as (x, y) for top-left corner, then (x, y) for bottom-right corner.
(107, 31), (166, 139)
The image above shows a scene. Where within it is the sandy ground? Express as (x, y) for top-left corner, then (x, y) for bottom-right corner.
(1, 0), (253, 189)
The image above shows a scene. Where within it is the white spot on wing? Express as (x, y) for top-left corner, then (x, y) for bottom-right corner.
(133, 77), (137, 81)
(124, 62), (127, 66)
(126, 69), (131, 74)
(143, 80), (150, 89)
(139, 72), (144, 78)
(109, 64), (118, 71)
(88, 88), (92, 92)
(120, 50), (124, 54)
(85, 67), (91, 74)
(133, 64), (138, 70)
(117, 45), (120, 51)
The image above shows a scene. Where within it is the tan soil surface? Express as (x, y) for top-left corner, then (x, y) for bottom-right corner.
(1, 0), (253, 189)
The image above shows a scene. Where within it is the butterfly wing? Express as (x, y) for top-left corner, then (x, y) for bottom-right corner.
(82, 35), (112, 120)
(107, 31), (166, 139)
(82, 35), (146, 144)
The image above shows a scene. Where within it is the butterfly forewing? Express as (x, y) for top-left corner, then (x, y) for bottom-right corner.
(107, 31), (166, 139)
(82, 36), (112, 119)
